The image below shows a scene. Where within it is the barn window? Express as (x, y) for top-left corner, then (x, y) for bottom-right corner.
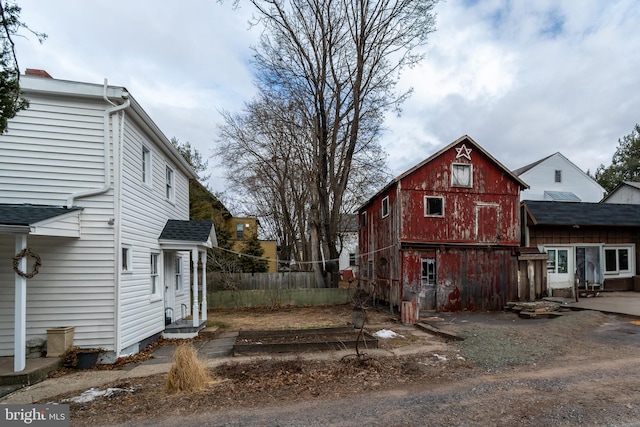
(360, 212), (367, 227)
(421, 258), (436, 285)
(236, 223), (244, 239)
(555, 170), (562, 183)
(382, 196), (389, 218)
(452, 163), (472, 187)
(424, 196), (444, 217)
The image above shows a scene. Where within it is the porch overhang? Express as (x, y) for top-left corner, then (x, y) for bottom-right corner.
(157, 220), (217, 331)
(0, 204), (83, 237)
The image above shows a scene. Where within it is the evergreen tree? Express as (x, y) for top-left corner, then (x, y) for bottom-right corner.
(238, 233), (268, 273)
(0, 0), (46, 134)
(595, 124), (640, 193)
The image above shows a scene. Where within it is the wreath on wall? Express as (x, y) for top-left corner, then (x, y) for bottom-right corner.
(12, 247), (42, 279)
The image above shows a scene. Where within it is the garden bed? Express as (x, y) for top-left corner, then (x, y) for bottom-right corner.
(233, 327), (378, 355)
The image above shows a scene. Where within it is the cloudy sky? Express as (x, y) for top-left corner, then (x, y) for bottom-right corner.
(14, 0), (640, 195)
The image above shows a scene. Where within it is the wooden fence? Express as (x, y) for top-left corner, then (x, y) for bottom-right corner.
(208, 272), (319, 290)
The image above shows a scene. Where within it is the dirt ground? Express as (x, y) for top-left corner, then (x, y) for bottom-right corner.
(36, 304), (640, 426)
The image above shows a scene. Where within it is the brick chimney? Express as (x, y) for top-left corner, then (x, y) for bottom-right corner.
(25, 69), (52, 78)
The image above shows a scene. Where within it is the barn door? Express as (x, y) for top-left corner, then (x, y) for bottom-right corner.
(421, 258), (436, 310)
(476, 203), (500, 243)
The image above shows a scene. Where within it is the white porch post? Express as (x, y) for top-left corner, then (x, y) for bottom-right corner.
(14, 235), (27, 372)
(200, 250), (207, 322)
(191, 248), (199, 327)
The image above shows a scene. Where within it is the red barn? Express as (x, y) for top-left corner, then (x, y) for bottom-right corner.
(358, 135), (528, 314)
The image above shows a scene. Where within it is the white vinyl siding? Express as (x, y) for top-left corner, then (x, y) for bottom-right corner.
(118, 119), (190, 350)
(0, 97), (107, 205)
(0, 88), (117, 355)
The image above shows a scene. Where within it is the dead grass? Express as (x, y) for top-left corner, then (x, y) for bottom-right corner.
(165, 343), (212, 393)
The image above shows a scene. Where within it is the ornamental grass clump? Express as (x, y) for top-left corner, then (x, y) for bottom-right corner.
(165, 342), (212, 393)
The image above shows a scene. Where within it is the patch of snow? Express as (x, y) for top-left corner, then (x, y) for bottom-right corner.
(63, 386), (136, 404)
(433, 353), (448, 362)
(373, 329), (404, 339)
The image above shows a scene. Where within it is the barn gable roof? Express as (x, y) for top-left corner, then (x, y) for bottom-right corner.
(359, 135), (528, 212)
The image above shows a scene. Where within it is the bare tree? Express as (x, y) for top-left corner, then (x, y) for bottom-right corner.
(220, 0), (437, 285)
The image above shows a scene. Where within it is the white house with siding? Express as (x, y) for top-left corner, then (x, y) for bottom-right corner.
(0, 70), (216, 372)
(514, 152), (605, 203)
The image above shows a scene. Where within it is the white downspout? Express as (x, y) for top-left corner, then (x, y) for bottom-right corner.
(65, 79), (130, 208)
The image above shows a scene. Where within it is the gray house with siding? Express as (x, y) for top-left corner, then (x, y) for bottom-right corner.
(0, 70), (216, 372)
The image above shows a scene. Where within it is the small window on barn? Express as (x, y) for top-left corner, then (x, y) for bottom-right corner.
(236, 223), (244, 240)
(382, 196), (389, 218)
(424, 196), (444, 217)
(452, 163), (472, 187)
(555, 170), (562, 183)
(360, 212), (367, 227)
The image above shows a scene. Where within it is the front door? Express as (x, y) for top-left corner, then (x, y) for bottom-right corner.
(163, 252), (175, 323)
(421, 258), (436, 310)
(576, 246), (601, 288)
(546, 247), (573, 290)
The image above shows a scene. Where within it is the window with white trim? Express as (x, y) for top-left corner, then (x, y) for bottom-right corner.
(165, 166), (174, 202)
(554, 170), (562, 183)
(604, 246), (632, 275)
(349, 253), (356, 266)
(452, 163), (472, 187)
(424, 196), (444, 217)
(175, 256), (183, 292)
(382, 196), (389, 218)
(121, 245), (132, 273)
(142, 146), (152, 185)
(150, 253), (160, 297)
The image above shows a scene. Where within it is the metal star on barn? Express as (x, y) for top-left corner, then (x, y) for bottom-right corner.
(455, 144), (472, 160)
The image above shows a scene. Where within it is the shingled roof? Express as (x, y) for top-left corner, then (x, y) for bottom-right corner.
(0, 204), (83, 226)
(159, 220), (215, 243)
(523, 200), (640, 226)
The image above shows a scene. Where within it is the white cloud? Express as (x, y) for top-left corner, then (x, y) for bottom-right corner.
(12, 0), (640, 193)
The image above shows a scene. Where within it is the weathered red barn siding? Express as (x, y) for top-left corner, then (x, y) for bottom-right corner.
(401, 247), (517, 311)
(399, 144), (521, 245)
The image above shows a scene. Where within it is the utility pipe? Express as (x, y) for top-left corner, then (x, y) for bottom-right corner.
(65, 79), (130, 207)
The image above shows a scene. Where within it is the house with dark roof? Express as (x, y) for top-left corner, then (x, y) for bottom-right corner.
(514, 152), (605, 203)
(601, 181), (640, 204)
(522, 200), (640, 295)
(358, 135), (528, 315)
(0, 71), (216, 372)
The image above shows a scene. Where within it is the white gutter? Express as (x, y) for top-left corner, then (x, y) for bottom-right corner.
(65, 79), (130, 208)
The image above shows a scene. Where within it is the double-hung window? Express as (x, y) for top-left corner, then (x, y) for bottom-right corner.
(175, 256), (183, 292)
(150, 253), (160, 298)
(142, 146), (152, 185)
(165, 166), (174, 202)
